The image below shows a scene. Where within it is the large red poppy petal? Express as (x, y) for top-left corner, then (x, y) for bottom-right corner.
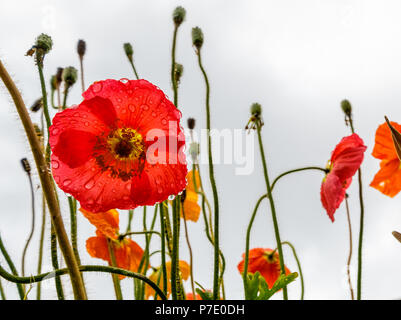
(370, 158), (401, 197)
(320, 173), (346, 222)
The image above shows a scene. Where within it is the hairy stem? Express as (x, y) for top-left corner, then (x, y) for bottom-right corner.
(344, 196), (355, 300)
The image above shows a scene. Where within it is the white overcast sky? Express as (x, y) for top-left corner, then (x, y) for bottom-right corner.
(1, 0), (401, 300)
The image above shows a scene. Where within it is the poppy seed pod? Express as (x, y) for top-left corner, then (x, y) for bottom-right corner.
(187, 118), (196, 130)
(393, 231), (401, 243)
(341, 99), (352, 117)
(30, 97), (43, 112)
(50, 75), (57, 91)
(20, 158), (31, 174)
(63, 66), (78, 87)
(35, 33), (53, 54)
(124, 43), (133, 61)
(56, 67), (64, 85)
(250, 103), (262, 116)
(192, 27), (204, 49)
(173, 6), (186, 26)
(77, 39), (86, 58)
(174, 63), (183, 83)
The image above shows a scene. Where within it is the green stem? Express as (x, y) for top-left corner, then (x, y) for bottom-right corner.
(62, 85), (69, 110)
(348, 118), (365, 300)
(171, 199), (179, 300)
(0, 278), (5, 300)
(0, 263), (167, 300)
(344, 196), (355, 300)
(0, 235), (24, 299)
(68, 197), (81, 265)
(79, 57), (85, 92)
(36, 64), (51, 135)
(51, 224), (64, 300)
(126, 209), (134, 233)
(282, 241), (304, 300)
(256, 122), (287, 300)
(271, 167), (328, 191)
(129, 59), (139, 80)
(196, 49), (220, 300)
(171, 25), (179, 108)
(36, 194), (46, 300)
(182, 205), (196, 299)
(107, 239), (123, 300)
(21, 173), (35, 280)
(159, 204), (168, 296)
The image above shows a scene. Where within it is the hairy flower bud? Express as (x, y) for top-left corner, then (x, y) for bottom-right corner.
(173, 6), (186, 26)
(341, 99), (352, 117)
(124, 43), (133, 61)
(63, 66), (78, 87)
(35, 33), (53, 54)
(250, 103), (262, 116)
(30, 98), (43, 112)
(174, 63), (184, 83)
(77, 39), (86, 58)
(192, 27), (204, 49)
(187, 118), (196, 130)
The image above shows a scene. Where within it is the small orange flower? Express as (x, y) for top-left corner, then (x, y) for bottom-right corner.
(186, 292), (202, 300)
(370, 121), (401, 197)
(145, 260), (190, 300)
(80, 208), (144, 279)
(237, 248), (290, 289)
(181, 170), (201, 222)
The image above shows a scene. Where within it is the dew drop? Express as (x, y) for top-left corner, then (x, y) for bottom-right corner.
(63, 179), (72, 186)
(151, 111), (157, 117)
(84, 179), (95, 190)
(51, 160), (59, 169)
(51, 128), (59, 135)
(120, 78), (129, 84)
(168, 195), (175, 200)
(157, 186), (163, 194)
(161, 119), (167, 125)
(92, 82), (103, 93)
(141, 105), (149, 111)
(84, 121), (90, 126)
(128, 104), (135, 112)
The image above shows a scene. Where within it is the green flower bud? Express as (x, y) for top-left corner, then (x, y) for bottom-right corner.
(56, 67), (64, 85)
(77, 39), (86, 58)
(124, 43), (133, 60)
(174, 63), (184, 83)
(192, 27), (204, 49)
(187, 118), (196, 130)
(20, 158), (31, 174)
(50, 75), (57, 91)
(173, 6), (186, 26)
(35, 33), (53, 54)
(63, 66), (78, 87)
(341, 99), (352, 117)
(250, 103), (262, 116)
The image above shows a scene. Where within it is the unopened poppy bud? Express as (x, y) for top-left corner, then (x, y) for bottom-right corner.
(187, 118), (196, 130)
(173, 6), (186, 26)
(384, 116), (401, 162)
(192, 27), (204, 49)
(63, 66), (78, 87)
(189, 142), (200, 161)
(250, 103), (262, 116)
(20, 158), (31, 174)
(393, 231), (401, 243)
(77, 39), (86, 58)
(35, 33), (53, 55)
(124, 43), (133, 61)
(174, 63), (183, 83)
(50, 75), (57, 91)
(30, 98), (43, 112)
(56, 67), (64, 85)
(341, 99), (352, 117)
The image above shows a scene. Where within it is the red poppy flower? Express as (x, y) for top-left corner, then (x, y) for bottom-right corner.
(370, 121), (401, 197)
(320, 134), (366, 222)
(80, 207), (145, 279)
(237, 248), (290, 289)
(50, 79), (188, 212)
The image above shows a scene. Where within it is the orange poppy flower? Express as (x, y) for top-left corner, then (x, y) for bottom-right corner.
(237, 248), (290, 289)
(370, 121), (401, 197)
(145, 260), (190, 300)
(80, 208), (144, 279)
(181, 170), (201, 222)
(186, 292), (202, 300)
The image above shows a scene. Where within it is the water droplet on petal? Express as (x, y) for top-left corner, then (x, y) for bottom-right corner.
(157, 186), (163, 194)
(128, 104), (135, 112)
(161, 119), (167, 125)
(51, 128), (59, 135)
(92, 82), (103, 93)
(63, 179), (72, 186)
(51, 160), (59, 169)
(120, 78), (129, 84)
(84, 179), (95, 190)
(151, 112), (157, 117)
(168, 195), (175, 200)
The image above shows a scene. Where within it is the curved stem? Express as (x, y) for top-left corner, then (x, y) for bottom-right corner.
(196, 50), (220, 300)
(68, 197), (81, 265)
(36, 194), (46, 300)
(271, 167), (327, 191)
(182, 206), (196, 299)
(0, 263), (167, 300)
(256, 122), (287, 300)
(282, 241), (304, 300)
(159, 204), (168, 296)
(51, 224), (64, 299)
(0, 235), (24, 299)
(0, 278), (5, 300)
(0, 60), (86, 299)
(344, 196), (355, 300)
(21, 174), (35, 279)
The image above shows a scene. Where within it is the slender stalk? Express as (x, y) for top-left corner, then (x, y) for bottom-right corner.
(107, 239), (123, 300)
(171, 25), (179, 108)
(271, 167), (327, 191)
(348, 117), (365, 300)
(79, 57), (85, 92)
(21, 173), (35, 279)
(126, 209), (134, 233)
(68, 197), (81, 265)
(171, 199), (179, 300)
(159, 204), (168, 296)
(0, 264), (167, 300)
(0, 59), (87, 299)
(282, 241), (304, 300)
(196, 50), (220, 300)
(182, 206), (196, 299)
(344, 196), (355, 300)
(255, 122), (287, 300)
(36, 194), (46, 300)
(0, 278), (5, 300)
(51, 224), (64, 300)
(129, 60), (139, 80)
(36, 64), (51, 134)
(0, 235), (24, 299)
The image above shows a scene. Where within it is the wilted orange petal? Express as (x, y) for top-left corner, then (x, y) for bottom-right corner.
(181, 191), (201, 222)
(86, 234), (109, 262)
(372, 122), (401, 161)
(80, 208), (119, 239)
(370, 158), (401, 197)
